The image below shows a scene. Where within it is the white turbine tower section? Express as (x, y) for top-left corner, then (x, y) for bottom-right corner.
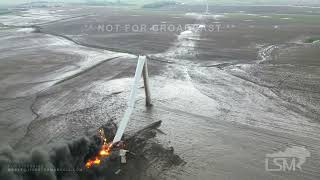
(205, 0), (209, 14)
(112, 56), (151, 144)
(206, 2), (209, 14)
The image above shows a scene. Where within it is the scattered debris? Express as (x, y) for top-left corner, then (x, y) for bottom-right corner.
(0, 121), (184, 180)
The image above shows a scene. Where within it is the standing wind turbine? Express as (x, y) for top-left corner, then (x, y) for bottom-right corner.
(205, 0), (209, 14)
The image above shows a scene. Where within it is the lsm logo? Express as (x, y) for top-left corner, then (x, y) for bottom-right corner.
(265, 146), (310, 172)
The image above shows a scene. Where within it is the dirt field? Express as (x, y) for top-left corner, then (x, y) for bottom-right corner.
(0, 4), (319, 180)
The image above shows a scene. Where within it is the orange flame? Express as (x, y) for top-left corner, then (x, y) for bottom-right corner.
(85, 129), (113, 168)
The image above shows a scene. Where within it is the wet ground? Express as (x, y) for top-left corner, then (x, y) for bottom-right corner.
(0, 5), (320, 180)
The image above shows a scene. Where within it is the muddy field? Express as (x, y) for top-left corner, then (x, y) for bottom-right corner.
(0, 5), (320, 180)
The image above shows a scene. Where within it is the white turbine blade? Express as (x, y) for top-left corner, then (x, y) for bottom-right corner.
(112, 56), (146, 143)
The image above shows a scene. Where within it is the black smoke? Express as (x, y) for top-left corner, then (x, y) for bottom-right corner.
(0, 121), (184, 180)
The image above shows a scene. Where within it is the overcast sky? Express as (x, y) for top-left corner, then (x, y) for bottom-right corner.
(1, 0), (320, 6)
(0, 0), (82, 5)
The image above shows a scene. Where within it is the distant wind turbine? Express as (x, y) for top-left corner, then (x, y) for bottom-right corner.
(205, 0), (209, 14)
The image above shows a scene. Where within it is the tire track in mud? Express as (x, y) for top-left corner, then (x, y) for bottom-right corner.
(145, 11), (320, 158)
(14, 57), (136, 149)
(225, 43), (320, 122)
(14, 89), (126, 150)
(147, 14), (227, 105)
(0, 26), (137, 101)
(53, 56), (122, 86)
(0, 14), (91, 30)
(38, 29), (138, 55)
(2, 9), (320, 179)
(0, 24), (139, 149)
(4, 53), (129, 147)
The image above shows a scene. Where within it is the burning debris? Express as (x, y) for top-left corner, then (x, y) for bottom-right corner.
(0, 120), (184, 180)
(84, 128), (113, 168)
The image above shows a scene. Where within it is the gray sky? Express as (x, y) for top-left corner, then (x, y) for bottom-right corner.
(1, 0), (320, 6)
(0, 0), (82, 5)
